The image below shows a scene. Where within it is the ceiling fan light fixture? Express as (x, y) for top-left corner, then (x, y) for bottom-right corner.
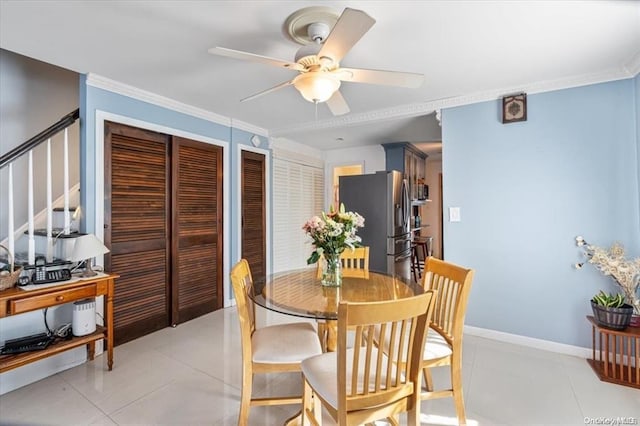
(294, 44), (322, 65)
(293, 72), (341, 103)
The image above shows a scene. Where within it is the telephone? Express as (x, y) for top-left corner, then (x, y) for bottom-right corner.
(30, 256), (72, 285)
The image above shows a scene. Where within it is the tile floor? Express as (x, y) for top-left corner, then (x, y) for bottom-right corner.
(0, 307), (638, 425)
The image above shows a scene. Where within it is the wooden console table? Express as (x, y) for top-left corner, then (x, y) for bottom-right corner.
(587, 315), (639, 389)
(0, 273), (117, 373)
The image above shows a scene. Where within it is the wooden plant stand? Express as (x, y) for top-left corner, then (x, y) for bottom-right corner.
(587, 315), (639, 389)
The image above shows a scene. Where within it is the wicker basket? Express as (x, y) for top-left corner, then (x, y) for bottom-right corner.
(591, 300), (633, 330)
(0, 244), (22, 291)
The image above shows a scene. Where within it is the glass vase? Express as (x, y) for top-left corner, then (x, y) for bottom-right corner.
(321, 254), (342, 287)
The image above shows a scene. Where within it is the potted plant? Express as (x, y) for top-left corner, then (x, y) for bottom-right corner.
(575, 236), (640, 327)
(590, 291), (633, 330)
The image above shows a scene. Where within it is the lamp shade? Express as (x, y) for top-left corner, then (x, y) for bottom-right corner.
(293, 71), (341, 103)
(71, 234), (110, 262)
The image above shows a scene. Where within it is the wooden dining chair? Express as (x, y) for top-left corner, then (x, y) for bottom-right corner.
(315, 246), (370, 351)
(301, 291), (437, 426)
(315, 246), (370, 279)
(230, 259), (323, 426)
(420, 257), (475, 426)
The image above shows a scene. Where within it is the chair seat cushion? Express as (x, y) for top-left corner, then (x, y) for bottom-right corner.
(301, 347), (398, 409)
(252, 322), (322, 364)
(423, 328), (453, 360)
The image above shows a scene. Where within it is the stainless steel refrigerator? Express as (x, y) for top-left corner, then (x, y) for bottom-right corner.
(339, 171), (412, 280)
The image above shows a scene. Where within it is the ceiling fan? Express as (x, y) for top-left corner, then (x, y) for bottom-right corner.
(208, 7), (424, 116)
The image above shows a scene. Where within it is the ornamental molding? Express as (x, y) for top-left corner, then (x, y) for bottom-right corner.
(270, 68), (633, 137)
(87, 66), (633, 141)
(86, 73), (268, 136)
(624, 50), (640, 76)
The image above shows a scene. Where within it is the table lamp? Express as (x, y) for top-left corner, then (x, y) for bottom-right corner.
(71, 234), (110, 277)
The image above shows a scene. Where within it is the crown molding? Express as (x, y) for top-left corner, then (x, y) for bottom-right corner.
(270, 67), (633, 137)
(230, 118), (268, 137)
(86, 73), (230, 126)
(270, 102), (434, 137)
(86, 73), (268, 137)
(624, 50), (640, 76)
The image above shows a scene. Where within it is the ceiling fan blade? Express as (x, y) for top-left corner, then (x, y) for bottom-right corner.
(208, 47), (304, 71)
(240, 80), (293, 103)
(318, 8), (375, 64)
(336, 67), (424, 88)
(326, 90), (350, 116)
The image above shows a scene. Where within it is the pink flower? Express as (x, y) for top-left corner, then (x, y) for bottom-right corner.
(303, 204), (364, 265)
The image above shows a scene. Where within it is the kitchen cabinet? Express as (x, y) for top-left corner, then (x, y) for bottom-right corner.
(382, 142), (427, 201)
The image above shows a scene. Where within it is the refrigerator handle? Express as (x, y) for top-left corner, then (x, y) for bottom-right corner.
(401, 179), (410, 231)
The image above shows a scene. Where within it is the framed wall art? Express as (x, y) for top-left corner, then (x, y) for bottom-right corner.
(502, 93), (527, 124)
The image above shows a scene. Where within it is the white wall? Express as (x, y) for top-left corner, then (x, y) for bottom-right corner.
(323, 144), (386, 209)
(423, 156), (442, 258)
(0, 50), (82, 395)
(0, 49), (80, 243)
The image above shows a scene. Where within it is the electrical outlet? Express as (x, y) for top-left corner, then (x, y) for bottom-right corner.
(449, 207), (461, 222)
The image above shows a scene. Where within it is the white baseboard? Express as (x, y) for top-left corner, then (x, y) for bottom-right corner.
(464, 325), (591, 359)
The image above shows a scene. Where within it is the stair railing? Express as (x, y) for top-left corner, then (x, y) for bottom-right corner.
(0, 109), (80, 265)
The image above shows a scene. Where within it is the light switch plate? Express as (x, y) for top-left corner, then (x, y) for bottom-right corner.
(449, 207), (461, 222)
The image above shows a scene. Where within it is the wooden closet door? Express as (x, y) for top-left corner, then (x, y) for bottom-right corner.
(172, 137), (223, 324)
(104, 121), (170, 345)
(241, 151), (266, 284)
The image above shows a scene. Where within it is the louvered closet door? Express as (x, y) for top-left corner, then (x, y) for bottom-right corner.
(105, 121), (170, 345)
(241, 151), (266, 284)
(172, 137), (223, 324)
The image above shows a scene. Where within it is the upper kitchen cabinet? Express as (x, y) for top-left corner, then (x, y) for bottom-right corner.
(382, 142), (428, 202)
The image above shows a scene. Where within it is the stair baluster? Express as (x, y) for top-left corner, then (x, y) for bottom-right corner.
(46, 138), (53, 262)
(7, 163), (15, 258)
(27, 151), (35, 265)
(0, 109), (80, 269)
(63, 128), (70, 234)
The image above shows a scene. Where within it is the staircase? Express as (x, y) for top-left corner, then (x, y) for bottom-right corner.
(0, 109), (81, 277)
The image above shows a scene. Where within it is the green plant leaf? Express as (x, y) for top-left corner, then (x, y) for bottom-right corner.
(307, 251), (320, 265)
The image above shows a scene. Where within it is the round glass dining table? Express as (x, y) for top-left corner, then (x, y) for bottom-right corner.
(249, 268), (424, 351)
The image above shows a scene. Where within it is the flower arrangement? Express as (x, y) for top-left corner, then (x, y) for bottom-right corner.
(302, 203), (364, 265)
(575, 236), (640, 315)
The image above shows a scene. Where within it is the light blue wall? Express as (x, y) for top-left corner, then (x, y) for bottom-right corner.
(636, 74), (640, 229)
(81, 76), (230, 233)
(80, 76), (267, 304)
(442, 78), (640, 348)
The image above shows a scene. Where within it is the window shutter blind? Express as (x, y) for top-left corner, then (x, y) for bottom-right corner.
(273, 157), (324, 273)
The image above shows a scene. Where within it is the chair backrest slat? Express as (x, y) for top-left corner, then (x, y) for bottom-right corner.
(337, 291), (436, 415)
(422, 258), (474, 344)
(316, 246), (370, 279)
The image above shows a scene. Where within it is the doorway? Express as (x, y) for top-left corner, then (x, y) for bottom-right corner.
(330, 163), (363, 210)
(241, 150), (266, 286)
(104, 121), (223, 345)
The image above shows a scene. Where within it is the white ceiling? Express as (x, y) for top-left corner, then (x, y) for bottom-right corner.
(1, 1), (638, 153)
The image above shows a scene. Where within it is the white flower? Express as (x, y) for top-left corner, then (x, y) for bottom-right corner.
(576, 237), (640, 315)
(303, 203), (365, 265)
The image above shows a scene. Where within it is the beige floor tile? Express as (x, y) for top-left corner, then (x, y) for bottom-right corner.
(0, 373), (108, 425)
(2, 307), (639, 426)
(108, 369), (236, 425)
